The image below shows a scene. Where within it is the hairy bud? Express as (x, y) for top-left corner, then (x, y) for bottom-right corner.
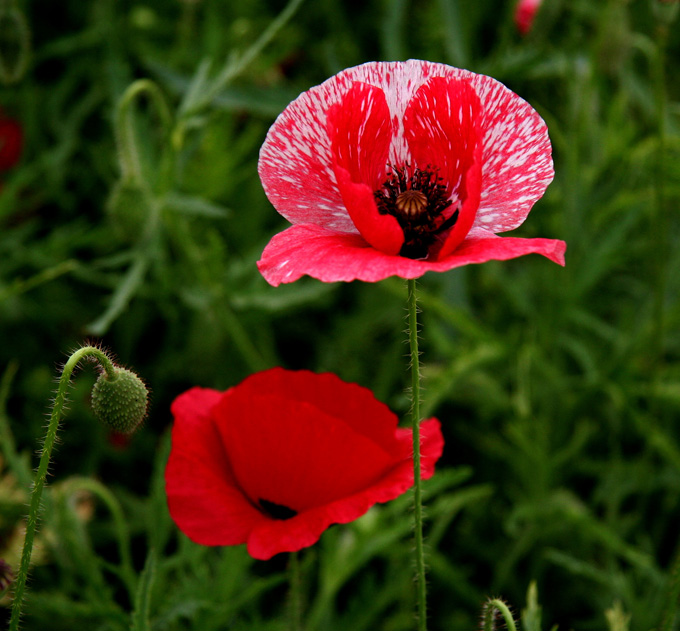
(91, 366), (148, 434)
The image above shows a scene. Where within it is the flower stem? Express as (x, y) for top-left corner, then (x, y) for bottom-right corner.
(482, 599), (517, 631)
(407, 278), (427, 631)
(9, 346), (116, 631)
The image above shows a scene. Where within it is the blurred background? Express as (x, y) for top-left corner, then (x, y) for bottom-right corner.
(1, 0), (679, 629)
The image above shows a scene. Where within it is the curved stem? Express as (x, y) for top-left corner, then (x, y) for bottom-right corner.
(482, 599), (517, 631)
(115, 79), (173, 184)
(9, 346), (115, 631)
(407, 278), (427, 631)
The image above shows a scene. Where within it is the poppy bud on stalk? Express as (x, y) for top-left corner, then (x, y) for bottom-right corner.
(91, 366), (149, 434)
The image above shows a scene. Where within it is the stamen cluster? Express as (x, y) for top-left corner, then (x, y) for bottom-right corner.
(374, 165), (458, 259)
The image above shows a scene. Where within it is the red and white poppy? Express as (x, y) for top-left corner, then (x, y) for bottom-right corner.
(257, 60), (565, 285)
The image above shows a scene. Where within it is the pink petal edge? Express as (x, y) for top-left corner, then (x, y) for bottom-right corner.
(257, 223), (566, 286)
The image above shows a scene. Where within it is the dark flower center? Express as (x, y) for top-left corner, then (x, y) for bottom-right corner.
(259, 498), (298, 520)
(373, 165), (459, 260)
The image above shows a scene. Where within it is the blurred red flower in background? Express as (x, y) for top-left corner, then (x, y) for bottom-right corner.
(258, 60), (564, 285)
(515, 0), (543, 35)
(165, 368), (444, 560)
(0, 109), (22, 171)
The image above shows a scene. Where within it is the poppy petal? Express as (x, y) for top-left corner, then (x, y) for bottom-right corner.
(258, 60), (562, 283)
(213, 389), (399, 513)
(467, 71), (554, 234)
(232, 368), (406, 453)
(165, 370), (445, 560)
(327, 82), (404, 255)
(247, 417), (443, 560)
(257, 223), (565, 285)
(165, 388), (268, 546)
(403, 76), (484, 258)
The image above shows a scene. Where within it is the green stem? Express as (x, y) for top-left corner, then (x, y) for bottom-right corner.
(115, 79), (173, 184)
(482, 599), (517, 631)
(407, 278), (427, 631)
(287, 551), (303, 631)
(9, 346), (115, 631)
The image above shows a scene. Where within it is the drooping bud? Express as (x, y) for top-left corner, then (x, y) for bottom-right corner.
(91, 366), (149, 434)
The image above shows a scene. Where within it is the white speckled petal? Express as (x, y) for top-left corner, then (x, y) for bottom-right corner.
(467, 72), (554, 233)
(258, 60), (468, 233)
(259, 60), (553, 240)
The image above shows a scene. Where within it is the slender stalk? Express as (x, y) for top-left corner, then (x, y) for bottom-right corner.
(9, 346), (115, 631)
(407, 278), (427, 631)
(482, 599), (517, 631)
(287, 551), (303, 631)
(115, 79), (173, 184)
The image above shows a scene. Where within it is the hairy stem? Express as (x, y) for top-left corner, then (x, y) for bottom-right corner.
(482, 599), (517, 631)
(407, 278), (427, 631)
(9, 346), (115, 631)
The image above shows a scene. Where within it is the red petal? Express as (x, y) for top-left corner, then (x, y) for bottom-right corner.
(404, 77), (482, 202)
(403, 76), (484, 258)
(327, 82), (404, 255)
(258, 223), (565, 285)
(165, 388), (268, 546)
(438, 150), (482, 259)
(327, 82), (393, 189)
(247, 417), (444, 560)
(213, 373), (402, 513)
(235, 368), (406, 454)
(333, 165), (404, 255)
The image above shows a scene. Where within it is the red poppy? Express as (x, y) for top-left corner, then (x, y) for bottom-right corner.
(0, 110), (22, 171)
(515, 0), (543, 35)
(165, 368), (444, 560)
(257, 60), (565, 286)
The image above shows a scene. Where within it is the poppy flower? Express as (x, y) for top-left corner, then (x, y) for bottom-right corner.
(257, 60), (565, 286)
(0, 110), (22, 171)
(515, 0), (543, 35)
(165, 368), (444, 560)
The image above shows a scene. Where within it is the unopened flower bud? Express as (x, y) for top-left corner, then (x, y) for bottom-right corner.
(91, 366), (148, 434)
